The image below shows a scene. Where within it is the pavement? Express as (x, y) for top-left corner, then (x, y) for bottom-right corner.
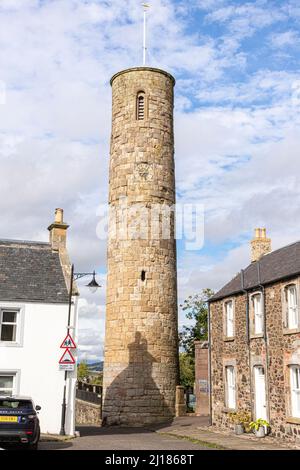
(154, 416), (295, 451)
(3, 416), (295, 451)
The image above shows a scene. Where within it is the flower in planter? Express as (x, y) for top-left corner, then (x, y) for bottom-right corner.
(249, 418), (270, 435)
(229, 411), (252, 433)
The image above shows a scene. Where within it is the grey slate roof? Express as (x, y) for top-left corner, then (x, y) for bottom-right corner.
(0, 239), (69, 303)
(210, 240), (300, 302)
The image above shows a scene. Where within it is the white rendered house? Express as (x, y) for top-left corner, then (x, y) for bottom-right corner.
(0, 209), (78, 435)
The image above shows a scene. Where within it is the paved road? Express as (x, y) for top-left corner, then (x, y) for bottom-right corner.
(39, 425), (212, 451)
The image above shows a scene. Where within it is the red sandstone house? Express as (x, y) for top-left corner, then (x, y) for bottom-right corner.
(208, 228), (300, 443)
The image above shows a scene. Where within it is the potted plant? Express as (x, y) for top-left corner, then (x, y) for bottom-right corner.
(249, 418), (270, 438)
(229, 411), (251, 435)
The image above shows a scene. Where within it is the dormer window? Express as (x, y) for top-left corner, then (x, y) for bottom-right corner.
(136, 92), (145, 120)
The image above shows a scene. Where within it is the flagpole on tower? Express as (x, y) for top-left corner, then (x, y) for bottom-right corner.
(142, 3), (150, 65)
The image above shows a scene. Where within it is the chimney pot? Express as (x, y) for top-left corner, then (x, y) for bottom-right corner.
(55, 208), (64, 224)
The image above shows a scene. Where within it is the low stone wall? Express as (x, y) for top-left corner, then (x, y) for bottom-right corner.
(75, 398), (102, 425)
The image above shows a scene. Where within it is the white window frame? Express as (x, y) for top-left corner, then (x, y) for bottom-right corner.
(290, 366), (300, 418)
(0, 305), (24, 347)
(225, 300), (234, 338)
(226, 366), (236, 409)
(251, 292), (264, 335)
(285, 284), (299, 330)
(0, 310), (19, 342)
(0, 371), (20, 397)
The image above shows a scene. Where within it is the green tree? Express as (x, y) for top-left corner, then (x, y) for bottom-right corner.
(77, 361), (89, 381)
(179, 352), (195, 389)
(90, 373), (103, 386)
(179, 288), (214, 356)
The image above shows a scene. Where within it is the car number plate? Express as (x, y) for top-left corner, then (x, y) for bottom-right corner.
(0, 416), (18, 423)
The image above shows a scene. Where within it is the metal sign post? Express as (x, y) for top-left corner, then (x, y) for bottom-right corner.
(59, 264), (74, 436)
(58, 266), (100, 436)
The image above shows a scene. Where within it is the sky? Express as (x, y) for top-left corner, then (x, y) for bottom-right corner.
(0, 0), (300, 362)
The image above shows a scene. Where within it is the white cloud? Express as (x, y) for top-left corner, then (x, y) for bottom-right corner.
(77, 296), (105, 361)
(270, 30), (299, 48)
(205, 2), (286, 37)
(197, 0), (227, 9)
(196, 70), (300, 105)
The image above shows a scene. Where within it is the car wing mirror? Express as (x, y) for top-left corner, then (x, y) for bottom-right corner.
(36, 405), (41, 411)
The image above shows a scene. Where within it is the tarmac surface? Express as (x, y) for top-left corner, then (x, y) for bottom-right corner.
(1, 416), (295, 451)
(38, 423), (212, 450)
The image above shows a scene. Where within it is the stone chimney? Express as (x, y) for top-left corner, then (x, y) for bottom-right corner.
(48, 208), (69, 251)
(251, 228), (271, 262)
(48, 209), (77, 295)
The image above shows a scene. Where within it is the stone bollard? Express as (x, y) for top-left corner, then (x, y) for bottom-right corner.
(175, 385), (186, 417)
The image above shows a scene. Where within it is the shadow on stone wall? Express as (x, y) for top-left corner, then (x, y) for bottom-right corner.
(102, 331), (173, 427)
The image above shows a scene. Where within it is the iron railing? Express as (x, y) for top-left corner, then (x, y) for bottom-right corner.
(76, 388), (102, 405)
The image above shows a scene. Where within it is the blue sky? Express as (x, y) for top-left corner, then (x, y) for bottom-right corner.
(0, 0), (300, 360)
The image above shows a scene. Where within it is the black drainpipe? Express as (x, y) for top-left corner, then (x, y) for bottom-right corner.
(208, 301), (213, 426)
(257, 260), (271, 422)
(241, 269), (253, 420)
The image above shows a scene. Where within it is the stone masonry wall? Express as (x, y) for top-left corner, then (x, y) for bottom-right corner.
(210, 277), (300, 443)
(75, 399), (101, 426)
(195, 341), (209, 416)
(102, 68), (179, 426)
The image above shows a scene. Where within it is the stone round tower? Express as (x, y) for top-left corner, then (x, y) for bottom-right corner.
(102, 67), (179, 426)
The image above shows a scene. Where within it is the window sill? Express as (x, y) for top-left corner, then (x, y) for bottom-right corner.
(250, 333), (264, 339)
(222, 407), (237, 413)
(0, 341), (22, 348)
(283, 328), (300, 336)
(286, 417), (300, 425)
(223, 337), (235, 342)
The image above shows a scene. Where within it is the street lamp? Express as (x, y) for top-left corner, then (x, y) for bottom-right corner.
(59, 264), (101, 436)
(86, 271), (100, 294)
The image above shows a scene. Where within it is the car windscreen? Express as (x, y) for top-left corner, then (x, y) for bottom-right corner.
(0, 400), (34, 410)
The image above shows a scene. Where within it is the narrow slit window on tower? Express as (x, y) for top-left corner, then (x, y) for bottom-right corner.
(137, 92), (145, 120)
(141, 270), (146, 282)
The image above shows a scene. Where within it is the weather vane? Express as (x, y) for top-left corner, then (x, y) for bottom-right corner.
(142, 3), (150, 65)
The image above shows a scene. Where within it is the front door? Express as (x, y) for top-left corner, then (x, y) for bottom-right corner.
(254, 366), (267, 420)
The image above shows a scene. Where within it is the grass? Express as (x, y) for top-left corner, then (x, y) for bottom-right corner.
(157, 432), (227, 450)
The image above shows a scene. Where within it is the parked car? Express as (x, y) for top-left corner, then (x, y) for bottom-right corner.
(0, 396), (41, 450)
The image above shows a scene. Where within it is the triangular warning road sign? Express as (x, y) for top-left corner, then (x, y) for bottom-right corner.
(59, 348), (75, 365)
(60, 333), (76, 349)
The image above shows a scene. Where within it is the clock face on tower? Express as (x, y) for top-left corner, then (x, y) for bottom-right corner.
(135, 162), (153, 180)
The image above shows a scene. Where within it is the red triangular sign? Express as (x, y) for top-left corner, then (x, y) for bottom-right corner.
(59, 348), (75, 364)
(60, 333), (76, 349)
